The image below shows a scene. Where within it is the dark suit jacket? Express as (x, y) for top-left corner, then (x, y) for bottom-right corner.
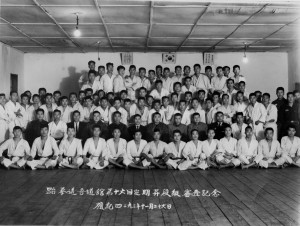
(25, 119), (48, 146)
(209, 122), (230, 140)
(127, 125), (147, 141)
(67, 121), (87, 142)
(85, 120), (109, 140)
(107, 122), (129, 140)
(146, 122), (170, 143)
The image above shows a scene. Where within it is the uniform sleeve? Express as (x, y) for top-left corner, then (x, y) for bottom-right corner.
(83, 139), (90, 156)
(0, 140), (9, 156)
(142, 143), (150, 154)
(30, 139), (38, 158)
(63, 123), (68, 139)
(275, 141), (282, 156)
(259, 104), (267, 123)
(182, 143), (190, 158)
(58, 140), (65, 156)
(257, 141), (263, 157)
(51, 138), (60, 156)
(236, 140), (242, 157)
(76, 140), (83, 156)
(24, 141), (31, 156)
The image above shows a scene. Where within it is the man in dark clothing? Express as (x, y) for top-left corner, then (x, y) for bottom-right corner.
(146, 112), (169, 143)
(127, 114), (147, 141)
(187, 112), (208, 141)
(168, 113), (188, 142)
(107, 111), (129, 140)
(209, 111), (230, 140)
(67, 110), (87, 145)
(85, 111), (108, 140)
(25, 108), (48, 146)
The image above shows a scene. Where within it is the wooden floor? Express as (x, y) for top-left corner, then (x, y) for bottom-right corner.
(0, 168), (299, 226)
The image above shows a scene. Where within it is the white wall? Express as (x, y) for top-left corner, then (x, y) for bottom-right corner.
(288, 48), (300, 91)
(23, 51), (288, 100)
(0, 42), (24, 96)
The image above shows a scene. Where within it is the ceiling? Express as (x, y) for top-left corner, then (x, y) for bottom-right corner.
(1, 0), (300, 53)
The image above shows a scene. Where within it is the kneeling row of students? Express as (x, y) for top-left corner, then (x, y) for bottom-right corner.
(0, 124), (299, 170)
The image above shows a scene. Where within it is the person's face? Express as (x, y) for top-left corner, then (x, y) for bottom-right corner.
(54, 93), (61, 101)
(222, 96), (229, 105)
(163, 69), (170, 77)
(87, 91), (93, 96)
(173, 133), (181, 142)
(184, 67), (190, 75)
(114, 114), (121, 123)
(213, 95), (219, 104)
(62, 99), (68, 107)
(153, 131), (161, 141)
(217, 68), (223, 76)
(239, 83), (245, 91)
(134, 131), (142, 141)
(179, 102), (186, 111)
(156, 83), (162, 91)
(89, 63), (95, 70)
(70, 94), (77, 103)
(194, 115), (200, 123)
(175, 67), (182, 75)
(237, 114), (244, 124)
(156, 68), (162, 76)
(227, 80), (234, 89)
(88, 73), (96, 81)
(250, 96), (257, 105)
(124, 102), (131, 111)
(162, 98), (169, 107)
(93, 113), (101, 122)
(11, 93), (18, 102)
(67, 128), (75, 138)
(53, 112), (61, 121)
(93, 128), (101, 137)
(13, 129), (22, 138)
(114, 100), (121, 109)
(118, 69), (125, 77)
(192, 131), (199, 140)
(149, 72), (155, 80)
(237, 93), (244, 102)
(139, 89), (146, 97)
(225, 127), (232, 137)
(224, 68), (230, 76)
(154, 103), (160, 111)
(206, 101), (212, 109)
(265, 130), (273, 140)
(216, 113), (224, 122)
(205, 69), (212, 76)
(287, 127), (296, 137)
(153, 114), (161, 123)
(25, 91), (31, 98)
(113, 129), (121, 138)
(194, 66), (201, 74)
(295, 92), (300, 99)
(98, 67), (105, 76)
(120, 92), (127, 100)
(36, 111), (44, 120)
(107, 65), (113, 73)
(198, 92), (205, 100)
(255, 92), (261, 99)
(86, 99), (93, 106)
(263, 95), (270, 105)
(171, 95), (178, 103)
(185, 78), (191, 86)
(185, 94), (192, 102)
(174, 84), (181, 92)
(208, 130), (215, 139)
(0, 96), (6, 105)
(287, 94), (294, 103)
(129, 67), (136, 75)
(45, 95), (52, 105)
(233, 67), (240, 75)
(147, 97), (153, 106)
(41, 127), (48, 137)
(138, 99), (145, 108)
(192, 100), (199, 109)
(174, 116), (182, 125)
(39, 90), (46, 96)
(134, 116), (141, 125)
(73, 112), (80, 122)
(21, 96), (29, 105)
(245, 128), (253, 138)
(139, 70), (146, 78)
(276, 90), (284, 99)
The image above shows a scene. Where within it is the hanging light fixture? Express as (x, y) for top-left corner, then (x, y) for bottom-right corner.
(242, 42), (248, 63)
(74, 13), (81, 37)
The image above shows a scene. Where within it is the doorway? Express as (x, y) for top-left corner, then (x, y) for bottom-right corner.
(10, 74), (18, 92)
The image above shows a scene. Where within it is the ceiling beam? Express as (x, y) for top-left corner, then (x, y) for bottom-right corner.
(32, 0), (85, 53)
(176, 3), (211, 51)
(204, 4), (269, 52)
(146, 1), (154, 51)
(0, 18), (55, 53)
(93, 0), (114, 51)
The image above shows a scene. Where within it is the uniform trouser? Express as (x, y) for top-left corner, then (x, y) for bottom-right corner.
(1, 156), (26, 168)
(86, 156), (109, 169)
(123, 156), (141, 166)
(216, 154), (241, 166)
(275, 154), (300, 165)
(59, 156), (83, 167)
(239, 155), (255, 165)
(254, 155), (283, 168)
(27, 157), (58, 170)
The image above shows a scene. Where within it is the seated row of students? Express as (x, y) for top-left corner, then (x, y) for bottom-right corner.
(0, 122), (299, 170)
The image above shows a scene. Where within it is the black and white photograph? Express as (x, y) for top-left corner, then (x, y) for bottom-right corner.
(0, 0), (300, 225)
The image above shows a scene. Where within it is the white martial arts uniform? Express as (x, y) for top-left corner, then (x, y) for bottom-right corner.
(217, 105), (235, 125)
(58, 138), (83, 167)
(108, 107), (128, 125)
(69, 102), (84, 122)
(202, 139), (224, 168)
(48, 121), (67, 140)
(83, 105), (96, 122)
(141, 140), (169, 167)
(5, 100), (25, 137)
(129, 104), (149, 126)
(39, 103), (58, 122)
(20, 104), (32, 128)
(95, 106), (110, 124)
(0, 138), (30, 168)
(178, 140), (205, 170)
(83, 137), (109, 169)
(224, 89), (237, 105)
(231, 123), (248, 140)
(256, 139), (282, 168)
(161, 77), (172, 93)
(27, 105), (38, 121)
(106, 138), (127, 160)
(124, 75), (142, 101)
(211, 76), (227, 93)
(113, 75), (126, 93)
(165, 141), (186, 169)
(140, 77), (152, 91)
(99, 74), (116, 93)
(56, 106), (73, 123)
(233, 102), (248, 116)
(148, 109), (166, 124)
(123, 139), (147, 166)
(150, 88), (169, 100)
(236, 138), (258, 164)
(27, 136), (60, 170)
(246, 102), (267, 141)
(161, 105), (175, 125)
(219, 137), (240, 166)
(279, 136), (300, 165)
(230, 75), (246, 85)
(206, 107), (216, 125)
(173, 109), (191, 125)
(81, 81), (102, 94)
(188, 107), (206, 124)
(0, 105), (9, 144)
(192, 74), (211, 94)
(182, 85), (197, 94)
(263, 103), (278, 140)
